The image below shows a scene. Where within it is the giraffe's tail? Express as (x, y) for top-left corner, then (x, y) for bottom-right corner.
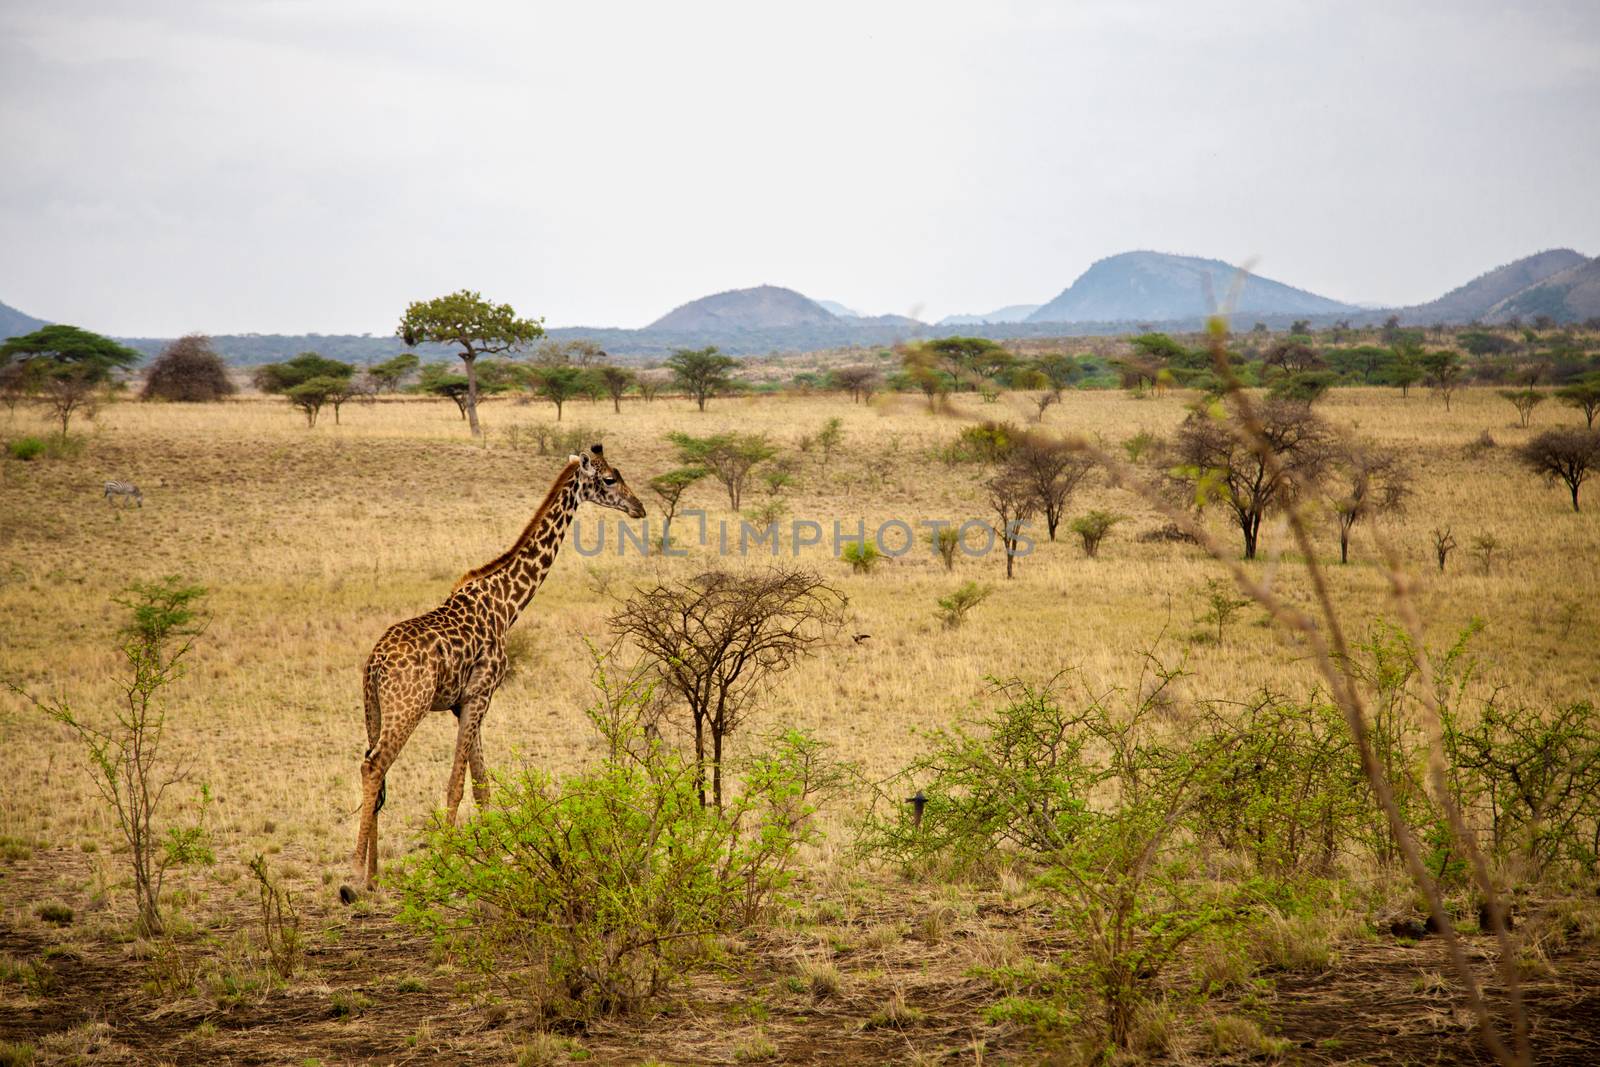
(363, 660), (387, 816)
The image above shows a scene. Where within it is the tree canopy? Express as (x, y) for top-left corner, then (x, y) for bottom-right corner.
(0, 324), (142, 434)
(399, 290), (543, 436)
(253, 352), (355, 394)
(667, 347), (738, 411)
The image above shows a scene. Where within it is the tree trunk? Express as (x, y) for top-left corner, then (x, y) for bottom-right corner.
(1340, 525), (1351, 564)
(462, 352), (481, 436)
(1242, 515), (1260, 560)
(693, 710), (707, 809)
(1572, 481), (1582, 512)
(712, 729), (723, 812)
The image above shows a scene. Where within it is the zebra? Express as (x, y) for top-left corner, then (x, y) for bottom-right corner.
(104, 481), (143, 508)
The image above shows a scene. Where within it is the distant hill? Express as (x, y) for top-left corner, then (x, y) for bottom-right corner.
(816, 300), (860, 318)
(0, 299), (49, 340)
(1398, 249), (1588, 324)
(939, 304), (1041, 326)
(649, 285), (840, 332)
(1028, 251), (1358, 324)
(1484, 255), (1600, 323)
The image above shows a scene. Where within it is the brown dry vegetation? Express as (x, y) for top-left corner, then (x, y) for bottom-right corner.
(2, 383), (1598, 1064)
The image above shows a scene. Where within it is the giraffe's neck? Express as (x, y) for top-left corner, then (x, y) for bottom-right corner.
(459, 463), (582, 633)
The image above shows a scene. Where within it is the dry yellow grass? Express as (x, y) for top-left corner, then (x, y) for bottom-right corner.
(1, 384), (1597, 879)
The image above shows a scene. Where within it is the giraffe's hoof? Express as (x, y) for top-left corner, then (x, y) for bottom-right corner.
(338, 883), (359, 906)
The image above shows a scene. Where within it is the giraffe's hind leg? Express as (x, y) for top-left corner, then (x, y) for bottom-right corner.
(344, 694), (425, 899)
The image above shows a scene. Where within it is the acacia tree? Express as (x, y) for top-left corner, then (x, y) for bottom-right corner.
(667, 431), (777, 510)
(0, 325), (141, 435)
(597, 366), (635, 413)
(1517, 428), (1600, 512)
(253, 351), (354, 393)
(366, 353), (420, 393)
(1555, 380), (1600, 428)
(830, 365), (882, 403)
(1421, 350), (1465, 411)
(417, 363), (471, 418)
(1006, 432), (1094, 541)
(1498, 388), (1546, 428)
(141, 335), (236, 402)
(533, 365), (585, 421)
(285, 377), (343, 427)
(610, 569), (845, 809)
(1330, 446), (1411, 563)
(1167, 398), (1335, 559)
(667, 346), (737, 411)
(648, 467), (707, 548)
(399, 290), (543, 436)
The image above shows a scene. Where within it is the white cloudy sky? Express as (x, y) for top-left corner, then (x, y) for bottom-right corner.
(2, 0), (1597, 335)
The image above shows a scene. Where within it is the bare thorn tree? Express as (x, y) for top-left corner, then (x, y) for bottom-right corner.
(1331, 445), (1411, 563)
(610, 569), (846, 810)
(985, 471), (1037, 579)
(1166, 397), (1335, 559)
(1006, 432), (1094, 541)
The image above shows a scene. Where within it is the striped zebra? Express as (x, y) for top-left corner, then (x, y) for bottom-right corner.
(104, 481), (143, 508)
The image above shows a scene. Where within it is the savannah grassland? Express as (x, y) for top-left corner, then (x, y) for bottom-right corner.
(1, 379), (1598, 1064)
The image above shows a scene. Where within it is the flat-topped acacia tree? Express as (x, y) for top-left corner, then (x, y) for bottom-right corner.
(0, 324), (141, 435)
(399, 290), (543, 436)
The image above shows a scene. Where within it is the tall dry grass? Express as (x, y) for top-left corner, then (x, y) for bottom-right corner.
(1, 385), (1595, 887)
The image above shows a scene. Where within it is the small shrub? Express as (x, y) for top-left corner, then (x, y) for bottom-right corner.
(929, 525), (960, 571)
(797, 955), (842, 999)
(248, 854), (302, 980)
(840, 540), (881, 574)
(6, 437), (45, 462)
(865, 990), (925, 1030)
(330, 990), (373, 1018)
(33, 904), (72, 926)
(934, 581), (990, 629)
(1249, 910), (1335, 972)
(1069, 510), (1124, 557)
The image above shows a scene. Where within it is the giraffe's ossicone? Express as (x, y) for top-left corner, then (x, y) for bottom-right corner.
(341, 444), (646, 899)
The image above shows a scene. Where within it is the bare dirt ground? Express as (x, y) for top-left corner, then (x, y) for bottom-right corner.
(4, 847), (1597, 1065)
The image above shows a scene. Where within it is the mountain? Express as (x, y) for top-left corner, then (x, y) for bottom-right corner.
(1484, 255), (1600, 323)
(1399, 248), (1587, 324)
(0, 299), (49, 340)
(939, 304), (1041, 326)
(649, 285), (840, 332)
(1027, 251), (1358, 324)
(816, 300), (860, 318)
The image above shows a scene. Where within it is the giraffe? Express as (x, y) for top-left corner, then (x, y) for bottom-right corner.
(340, 444), (645, 899)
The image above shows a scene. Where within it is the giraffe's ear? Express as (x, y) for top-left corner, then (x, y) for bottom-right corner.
(574, 451), (592, 471)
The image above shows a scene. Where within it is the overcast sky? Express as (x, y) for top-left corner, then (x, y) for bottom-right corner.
(2, 0), (1597, 336)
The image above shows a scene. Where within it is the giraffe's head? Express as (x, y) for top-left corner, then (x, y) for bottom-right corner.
(572, 444), (646, 518)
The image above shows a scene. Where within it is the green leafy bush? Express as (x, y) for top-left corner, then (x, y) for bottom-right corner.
(395, 671), (832, 1020)
(6, 437), (45, 461)
(1189, 697), (1365, 875)
(839, 540), (881, 574)
(860, 669), (1248, 1050)
(934, 580), (991, 630)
